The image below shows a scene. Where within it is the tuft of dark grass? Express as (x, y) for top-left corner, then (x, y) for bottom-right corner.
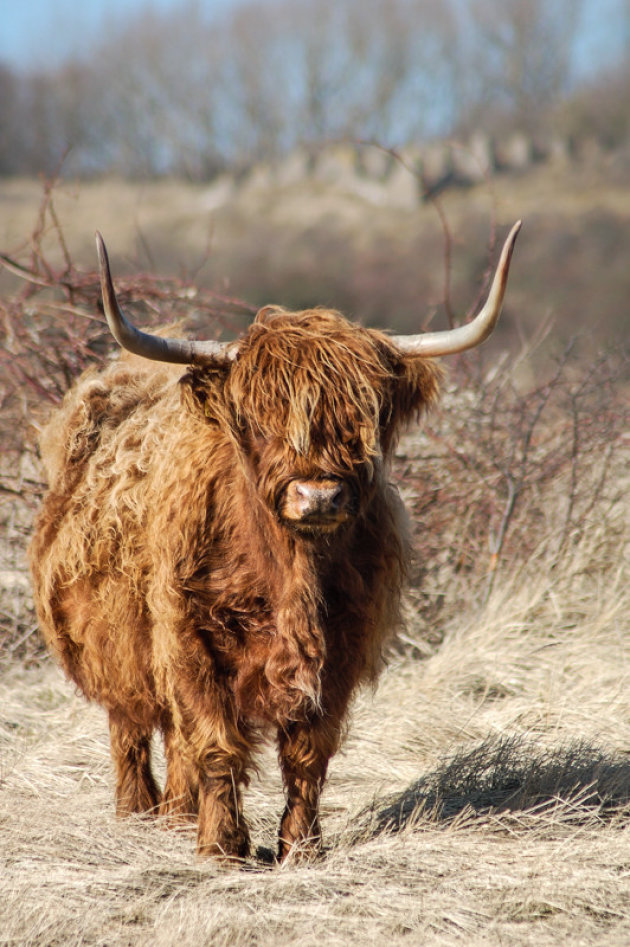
(356, 736), (630, 839)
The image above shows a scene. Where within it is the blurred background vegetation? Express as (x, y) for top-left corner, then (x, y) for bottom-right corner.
(0, 0), (629, 178)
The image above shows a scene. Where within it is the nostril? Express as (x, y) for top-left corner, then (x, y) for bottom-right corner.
(329, 483), (345, 509)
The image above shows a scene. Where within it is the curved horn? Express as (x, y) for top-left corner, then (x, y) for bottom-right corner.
(392, 220), (522, 357)
(96, 232), (237, 365)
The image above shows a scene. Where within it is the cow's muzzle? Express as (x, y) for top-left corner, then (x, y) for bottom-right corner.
(280, 478), (354, 530)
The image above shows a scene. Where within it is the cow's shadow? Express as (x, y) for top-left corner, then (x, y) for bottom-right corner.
(347, 735), (630, 843)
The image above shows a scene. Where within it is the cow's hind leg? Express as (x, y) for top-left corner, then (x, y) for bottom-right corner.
(108, 714), (161, 816)
(159, 722), (199, 824)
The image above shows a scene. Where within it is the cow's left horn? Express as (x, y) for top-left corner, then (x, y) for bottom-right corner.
(96, 233), (237, 365)
(392, 220), (522, 357)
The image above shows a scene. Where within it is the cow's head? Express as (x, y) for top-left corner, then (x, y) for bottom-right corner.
(181, 305), (444, 532)
(95, 222), (520, 533)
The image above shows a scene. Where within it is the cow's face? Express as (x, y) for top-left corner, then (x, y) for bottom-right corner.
(182, 308), (442, 534)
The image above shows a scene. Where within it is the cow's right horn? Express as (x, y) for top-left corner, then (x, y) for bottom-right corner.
(391, 221), (522, 358)
(96, 233), (237, 365)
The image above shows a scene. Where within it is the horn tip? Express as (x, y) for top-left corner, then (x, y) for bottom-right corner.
(95, 231), (108, 268)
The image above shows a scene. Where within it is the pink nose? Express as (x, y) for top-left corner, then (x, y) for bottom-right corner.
(282, 478), (351, 523)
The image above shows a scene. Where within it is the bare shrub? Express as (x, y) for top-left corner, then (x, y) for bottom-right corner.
(395, 338), (628, 649)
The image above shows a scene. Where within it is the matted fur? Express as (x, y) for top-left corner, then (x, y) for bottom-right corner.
(30, 306), (442, 860)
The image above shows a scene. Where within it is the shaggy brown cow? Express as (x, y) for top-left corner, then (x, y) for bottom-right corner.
(30, 222), (521, 861)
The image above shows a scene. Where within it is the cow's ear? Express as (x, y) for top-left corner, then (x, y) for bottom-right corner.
(394, 355), (443, 419)
(179, 364), (232, 423)
(380, 355), (443, 454)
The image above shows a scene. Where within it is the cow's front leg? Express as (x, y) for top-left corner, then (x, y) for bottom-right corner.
(173, 694), (252, 858)
(276, 720), (338, 861)
(196, 748), (250, 860)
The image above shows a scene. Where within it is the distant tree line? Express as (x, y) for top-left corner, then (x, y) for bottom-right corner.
(0, 0), (628, 179)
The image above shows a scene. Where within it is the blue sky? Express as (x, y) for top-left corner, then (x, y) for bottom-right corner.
(0, 0), (239, 69)
(0, 0), (627, 78)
